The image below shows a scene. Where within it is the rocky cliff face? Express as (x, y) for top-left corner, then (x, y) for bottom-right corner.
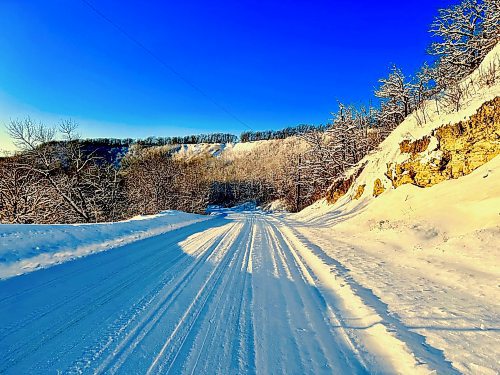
(326, 165), (387, 202)
(325, 96), (499, 203)
(372, 179), (386, 197)
(386, 96), (500, 188)
(352, 184), (365, 200)
(325, 163), (366, 204)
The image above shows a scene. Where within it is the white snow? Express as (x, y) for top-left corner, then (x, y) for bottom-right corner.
(0, 209), (440, 374)
(262, 199), (290, 212)
(0, 210), (212, 280)
(171, 143), (227, 160)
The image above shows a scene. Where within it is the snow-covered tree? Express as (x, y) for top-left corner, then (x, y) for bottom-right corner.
(412, 62), (436, 105)
(375, 65), (412, 127)
(429, 0), (500, 86)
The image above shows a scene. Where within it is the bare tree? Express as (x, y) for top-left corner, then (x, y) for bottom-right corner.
(0, 156), (56, 223)
(5, 118), (125, 223)
(443, 80), (472, 112)
(410, 62), (437, 125)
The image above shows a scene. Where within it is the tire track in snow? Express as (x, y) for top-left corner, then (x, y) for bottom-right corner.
(65, 221), (233, 374)
(264, 221), (366, 374)
(284, 218), (461, 374)
(251, 217), (307, 375)
(179, 216), (255, 374)
(1, 244), (190, 373)
(261, 222), (309, 372)
(0, 219), (221, 346)
(97, 222), (241, 374)
(145, 221), (246, 374)
(234, 215), (256, 374)
(0, 218), (229, 374)
(269, 216), (443, 374)
(217, 214), (256, 374)
(0, 241), (184, 344)
(0, 218), (216, 304)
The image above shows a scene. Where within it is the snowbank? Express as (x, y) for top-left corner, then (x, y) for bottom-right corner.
(0, 211), (212, 280)
(262, 199), (289, 212)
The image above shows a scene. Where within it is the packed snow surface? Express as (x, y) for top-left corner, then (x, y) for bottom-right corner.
(0, 207), (460, 374)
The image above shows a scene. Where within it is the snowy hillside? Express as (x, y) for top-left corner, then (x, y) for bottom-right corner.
(167, 137), (306, 162)
(324, 43), (497, 210)
(291, 43), (500, 373)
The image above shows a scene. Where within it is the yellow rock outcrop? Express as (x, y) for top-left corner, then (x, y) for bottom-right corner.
(326, 163), (366, 204)
(326, 174), (356, 204)
(373, 179), (386, 197)
(352, 184), (365, 200)
(387, 97), (500, 188)
(399, 136), (431, 154)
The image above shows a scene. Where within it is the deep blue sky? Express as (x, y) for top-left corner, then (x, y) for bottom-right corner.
(0, 0), (454, 148)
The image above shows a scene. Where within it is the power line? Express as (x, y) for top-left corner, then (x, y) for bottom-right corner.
(79, 0), (253, 131)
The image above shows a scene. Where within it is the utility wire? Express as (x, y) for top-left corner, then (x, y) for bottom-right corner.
(79, 0), (253, 131)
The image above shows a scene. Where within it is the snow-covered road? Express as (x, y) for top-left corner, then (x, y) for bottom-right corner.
(0, 210), (456, 374)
